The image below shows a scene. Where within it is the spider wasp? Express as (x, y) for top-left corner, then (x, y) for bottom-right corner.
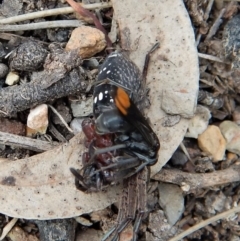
(71, 43), (160, 191)
(70, 43), (160, 240)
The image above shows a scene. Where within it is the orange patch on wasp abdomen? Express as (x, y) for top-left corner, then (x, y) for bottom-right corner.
(115, 88), (131, 115)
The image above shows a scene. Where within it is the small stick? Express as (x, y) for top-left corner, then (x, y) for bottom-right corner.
(179, 142), (193, 164)
(168, 205), (240, 241)
(195, 33), (202, 47)
(0, 2), (112, 24)
(204, 0), (214, 20)
(205, 8), (226, 41)
(48, 105), (73, 133)
(153, 165), (240, 193)
(0, 218), (18, 241)
(0, 20), (83, 32)
(198, 52), (228, 63)
(0, 131), (58, 152)
(195, 0), (214, 47)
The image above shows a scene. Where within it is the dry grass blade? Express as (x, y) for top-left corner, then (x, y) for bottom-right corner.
(0, 218), (18, 240)
(0, 20), (83, 31)
(0, 2), (112, 24)
(168, 205), (240, 241)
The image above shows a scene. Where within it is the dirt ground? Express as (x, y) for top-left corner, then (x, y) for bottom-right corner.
(0, 1), (239, 241)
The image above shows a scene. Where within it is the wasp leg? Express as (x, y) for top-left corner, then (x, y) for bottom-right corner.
(118, 151), (157, 179)
(142, 42), (160, 85)
(89, 156), (141, 180)
(98, 157), (139, 172)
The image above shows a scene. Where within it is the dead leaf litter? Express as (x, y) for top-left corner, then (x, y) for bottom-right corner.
(0, 0), (239, 241)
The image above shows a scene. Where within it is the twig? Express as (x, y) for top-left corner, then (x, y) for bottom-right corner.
(195, 0), (214, 47)
(195, 34), (202, 47)
(0, 33), (49, 46)
(198, 52), (228, 63)
(0, 68), (87, 117)
(0, 2), (112, 24)
(179, 142), (193, 164)
(0, 131), (58, 152)
(48, 122), (67, 142)
(168, 205), (240, 241)
(152, 165), (240, 193)
(0, 218), (18, 241)
(203, 0), (214, 20)
(199, 78), (214, 87)
(48, 105), (73, 133)
(205, 8), (226, 41)
(0, 20), (83, 32)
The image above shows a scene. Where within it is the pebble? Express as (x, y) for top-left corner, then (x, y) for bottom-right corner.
(76, 228), (103, 241)
(5, 71), (20, 85)
(205, 191), (227, 214)
(70, 118), (84, 135)
(119, 225), (133, 241)
(158, 183), (184, 226)
(0, 42), (6, 59)
(0, 63), (8, 78)
(9, 41), (48, 71)
(185, 105), (211, 138)
(7, 226), (39, 241)
(146, 210), (177, 241)
(27, 104), (48, 136)
(232, 106), (240, 125)
(83, 58), (99, 69)
(227, 152), (238, 162)
(170, 149), (188, 167)
(70, 97), (92, 117)
(223, 13), (240, 69)
(75, 216), (92, 226)
(66, 26), (106, 59)
(198, 125), (226, 162)
(219, 120), (240, 155)
(161, 88), (197, 118)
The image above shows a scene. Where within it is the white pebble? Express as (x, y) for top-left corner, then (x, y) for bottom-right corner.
(185, 105), (211, 138)
(5, 71), (19, 86)
(70, 118), (84, 135)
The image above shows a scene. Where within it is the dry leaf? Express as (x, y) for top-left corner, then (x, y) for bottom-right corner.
(0, 133), (121, 219)
(0, 0), (198, 219)
(111, 0), (199, 176)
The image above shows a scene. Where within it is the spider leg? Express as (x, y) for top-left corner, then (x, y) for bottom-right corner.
(89, 156), (141, 179)
(69, 168), (89, 191)
(119, 151), (157, 178)
(142, 42), (160, 85)
(132, 167), (148, 240)
(89, 144), (126, 162)
(117, 168), (148, 241)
